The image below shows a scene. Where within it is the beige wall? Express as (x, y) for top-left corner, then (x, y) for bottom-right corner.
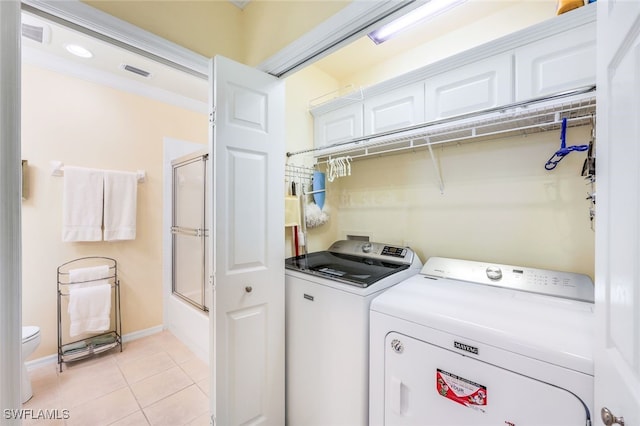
(325, 129), (595, 277)
(83, 0), (349, 65)
(21, 64), (207, 358)
(241, 0), (349, 66)
(283, 64), (342, 255)
(84, 0), (243, 60)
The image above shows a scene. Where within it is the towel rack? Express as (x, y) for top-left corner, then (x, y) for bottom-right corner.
(56, 256), (122, 372)
(50, 160), (146, 183)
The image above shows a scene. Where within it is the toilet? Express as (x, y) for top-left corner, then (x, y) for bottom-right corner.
(21, 326), (41, 403)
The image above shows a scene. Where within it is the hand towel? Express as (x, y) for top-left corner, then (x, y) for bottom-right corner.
(62, 166), (104, 242)
(103, 170), (138, 241)
(68, 284), (111, 337)
(68, 265), (111, 287)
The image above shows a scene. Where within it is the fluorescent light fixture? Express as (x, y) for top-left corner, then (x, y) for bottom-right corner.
(65, 43), (93, 58)
(368, 0), (468, 44)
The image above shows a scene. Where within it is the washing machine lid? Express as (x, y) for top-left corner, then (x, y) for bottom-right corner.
(285, 240), (418, 288)
(371, 274), (594, 375)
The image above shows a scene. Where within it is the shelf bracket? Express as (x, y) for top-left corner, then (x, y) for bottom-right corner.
(427, 140), (445, 194)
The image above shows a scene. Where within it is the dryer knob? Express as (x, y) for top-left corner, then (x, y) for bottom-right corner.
(486, 266), (503, 281)
(362, 242), (373, 253)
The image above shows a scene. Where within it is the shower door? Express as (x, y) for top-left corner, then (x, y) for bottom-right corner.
(171, 152), (209, 311)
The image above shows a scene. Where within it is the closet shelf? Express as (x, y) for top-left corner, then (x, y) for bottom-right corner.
(289, 86), (596, 162)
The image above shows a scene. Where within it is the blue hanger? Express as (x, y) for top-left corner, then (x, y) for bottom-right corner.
(545, 118), (589, 170)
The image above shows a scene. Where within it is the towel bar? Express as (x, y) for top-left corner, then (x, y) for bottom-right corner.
(50, 160), (146, 183)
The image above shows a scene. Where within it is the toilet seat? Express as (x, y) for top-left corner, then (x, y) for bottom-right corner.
(22, 326), (40, 343)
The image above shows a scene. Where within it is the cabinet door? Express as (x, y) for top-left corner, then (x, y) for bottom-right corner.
(425, 54), (513, 122)
(314, 103), (363, 148)
(364, 83), (425, 135)
(515, 23), (596, 101)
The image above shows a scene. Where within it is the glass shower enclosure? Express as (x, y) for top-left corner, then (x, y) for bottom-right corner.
(171, 151), (209, 312)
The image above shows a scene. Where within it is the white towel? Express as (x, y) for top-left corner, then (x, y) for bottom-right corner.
(103, 170), (138, 241)
(68, 284), (111, 337)
(62, 166), (104, 242)
(68, 265), (110, 287)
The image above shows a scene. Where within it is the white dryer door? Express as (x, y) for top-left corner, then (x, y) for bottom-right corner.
(384, 332), (589, 426)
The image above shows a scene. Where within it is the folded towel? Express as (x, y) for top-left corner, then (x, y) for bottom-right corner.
(69, 265), (110, 287)
(62, 166), (104, 242)
(68, 284), (111, 337)
(62, 341), (87, 354)
(89, 333), (116, 346)
(103, 170), (138, 241)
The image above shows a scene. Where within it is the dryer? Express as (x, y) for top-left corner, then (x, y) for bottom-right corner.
(370, 257), (594, 426)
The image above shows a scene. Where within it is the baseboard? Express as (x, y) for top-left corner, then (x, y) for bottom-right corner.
(26, 325), (165, 370)
(121, 325), (164, 343)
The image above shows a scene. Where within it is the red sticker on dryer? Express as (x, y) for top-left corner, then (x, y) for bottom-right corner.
(436, 369), (487, 412)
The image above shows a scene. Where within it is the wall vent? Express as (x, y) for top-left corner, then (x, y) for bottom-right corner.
(21, 23), (45, 44)
(121, 64), (152, 78)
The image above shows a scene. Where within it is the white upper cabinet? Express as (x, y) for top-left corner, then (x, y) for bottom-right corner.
(425, 54), (513, 122)
(308, 5), (596, 152)
(314, 103), (363, 148)
(364, 83), (426, 134)
(515, 23), (596, 101)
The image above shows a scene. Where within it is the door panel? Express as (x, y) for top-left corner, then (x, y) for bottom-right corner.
(384, 332), (588, 426)
(228, 305), (267, 425)
(314, 103), (363, 148)
(364, 83), (425, 134)
(209, 55), (285, 426)
(425, 54), (513, 121)
(226, 149), (267, 271)
(595, 1), (640, 424)
(515, 23), (596, 101)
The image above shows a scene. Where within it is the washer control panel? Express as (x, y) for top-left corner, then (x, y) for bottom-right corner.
(422, 257), (594, 303)
(328, 240), (415, 265)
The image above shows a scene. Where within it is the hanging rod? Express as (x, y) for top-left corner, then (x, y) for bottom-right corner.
(286, 85), (596, 159)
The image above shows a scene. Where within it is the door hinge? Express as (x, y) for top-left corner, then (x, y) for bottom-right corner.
(209, 107), (216, 127)
(209, 274), (215, 289)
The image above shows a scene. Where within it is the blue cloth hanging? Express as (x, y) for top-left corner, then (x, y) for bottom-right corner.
(544, 118), (589, 170)
(312, 171), (326, 209)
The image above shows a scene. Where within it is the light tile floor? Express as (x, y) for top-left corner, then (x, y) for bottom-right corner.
(22, 331), (210, 426)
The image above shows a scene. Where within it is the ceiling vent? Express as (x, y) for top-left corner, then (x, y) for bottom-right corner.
(121, 64), (152, 78)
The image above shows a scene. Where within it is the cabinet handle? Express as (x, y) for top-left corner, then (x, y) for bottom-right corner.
(245, 286), (252, 293)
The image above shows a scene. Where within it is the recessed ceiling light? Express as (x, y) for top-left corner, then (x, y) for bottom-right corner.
(65, 44), (93, 59)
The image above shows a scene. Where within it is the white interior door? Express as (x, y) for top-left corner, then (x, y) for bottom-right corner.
(208, 55), (285, 426)
(595, 1), (640, 424)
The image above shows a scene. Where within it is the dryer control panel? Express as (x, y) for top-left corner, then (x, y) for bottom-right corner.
(422, 257), (594, 303)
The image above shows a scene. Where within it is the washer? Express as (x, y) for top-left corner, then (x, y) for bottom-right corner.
(370, 257), (595, 426)
(285, 240), (422, 426)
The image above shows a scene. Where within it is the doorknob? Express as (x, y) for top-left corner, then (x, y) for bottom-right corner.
(601, 407), (625, 425)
